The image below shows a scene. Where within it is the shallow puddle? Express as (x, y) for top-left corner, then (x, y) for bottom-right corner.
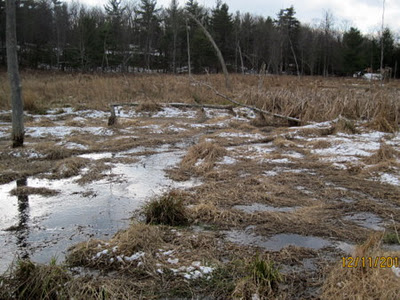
(233, 203), (298, 213)
(0, 151), (198, 273)
(225, 229), (332, 251)
(343, 212), (384, 231)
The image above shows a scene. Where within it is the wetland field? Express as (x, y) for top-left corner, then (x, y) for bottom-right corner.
(0, 73), (399, 299)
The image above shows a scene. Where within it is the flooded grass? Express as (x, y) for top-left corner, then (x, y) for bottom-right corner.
(0, 75), (400, 298)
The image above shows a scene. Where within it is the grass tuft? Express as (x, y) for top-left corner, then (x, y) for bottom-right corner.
(332, 117), (359, 134)
(143, 191), (189, 226)
(232, 255), (283, 299)
(250, 255), (283, 291)
(383, 231), (400, 245)
(0, 259), (71, 300)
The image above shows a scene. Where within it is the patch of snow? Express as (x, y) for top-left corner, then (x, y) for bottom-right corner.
(124, 251), (145, 262)
(284, 151), (304, 159)
(204, 108), (232, 119)
(392, 266), (400, 277)
(192, 261), (201, 267)
(268, 158), (291, 164)
(26, 126), (114, 138)
(379, 173), (400, 186)
(9, 149), (45, 159)
(46, 107), (74, 115)
(219, 156), (237, 165)
(167, 258), (179, 264)
(139, 124), (163, 134)
(296, 120), (334, 130)
(234, 107), (256, 119)
(312, 142), (376, 157)
(166, 126), (187, 132)
(332, 163), (347, 169)
(194, 158), (205, 167)
(94, 249), (109, 259)
(153, 107), (197, 119)
(81, 110), (108, 119)
(218, 132), (264, 140)
(79, 153), (113, 160)
(199, 266), (213, 274)
(160, 250), (174, 256)
(0, 127), (10, 138)
(58, 142), (88, 150)
(264, 170), (278, 177)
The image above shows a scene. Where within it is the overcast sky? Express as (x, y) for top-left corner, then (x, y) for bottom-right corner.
(70, 0), (400, 36)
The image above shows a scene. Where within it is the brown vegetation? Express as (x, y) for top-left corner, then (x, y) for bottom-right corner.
(0, 72), (399, 130)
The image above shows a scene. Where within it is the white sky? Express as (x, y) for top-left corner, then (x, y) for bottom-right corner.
(69, 0), (400, 36)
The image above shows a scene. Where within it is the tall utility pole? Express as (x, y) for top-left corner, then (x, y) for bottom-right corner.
(380, 0), (385, 73)
(6, 0), (24, 147)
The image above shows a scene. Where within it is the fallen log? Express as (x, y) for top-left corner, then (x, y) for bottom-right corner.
(190, 77), (303, 125)
(107, 102), (234, 126)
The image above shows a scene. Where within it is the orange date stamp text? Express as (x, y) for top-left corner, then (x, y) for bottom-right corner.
(342, 256), (399, 268)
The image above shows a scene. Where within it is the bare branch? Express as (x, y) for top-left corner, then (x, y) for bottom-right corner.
(190, 77), (303, 124)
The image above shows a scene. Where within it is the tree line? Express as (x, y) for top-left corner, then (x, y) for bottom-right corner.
(0, 0), (399, 77)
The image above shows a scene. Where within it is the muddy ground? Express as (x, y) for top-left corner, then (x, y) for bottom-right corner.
(0, 100), (399, 298)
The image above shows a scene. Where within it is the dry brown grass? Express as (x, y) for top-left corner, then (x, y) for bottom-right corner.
(0, 72), (398, 130)
(364, 142), (400, 165)
(135, 102), (162, 112)
(51, 157), (89, 179)
(322, 233), (400, 300)
(332, 117), (359, 134)
(75, 161), (112, 185)
(67, 223), (164, 269)
(180, 141), (227, 174)
(10, 186), (59, 197)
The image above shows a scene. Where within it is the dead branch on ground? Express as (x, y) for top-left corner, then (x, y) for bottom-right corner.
(190, 77), (303, 125)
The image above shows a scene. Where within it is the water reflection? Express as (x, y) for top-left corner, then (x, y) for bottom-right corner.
(15, 177), (30, 260)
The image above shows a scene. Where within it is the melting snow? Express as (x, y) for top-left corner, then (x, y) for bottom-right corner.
(379, 173), (400, 186)
(219, 156), (237, 165)
(167, 258), (179, 264)
(26, 126), (114, 138)
(125, 251), (145, 262)
(218, 132), (265, 140)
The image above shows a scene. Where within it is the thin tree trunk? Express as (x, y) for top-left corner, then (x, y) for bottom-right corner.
(288, 37), (300, 77)
(6, 0), (24, 148)
(187, 12), (231, 90)
(238, 42), (244, 75)
(380, 0), (385, 76)
(186, 19), (191, 76)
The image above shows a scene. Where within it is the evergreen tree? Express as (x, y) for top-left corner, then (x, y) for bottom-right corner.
(164, 0), (182, 73)
(210, 1), (233, 71)
(136, 0), (160, 70)
(342, 27), (367, 74)
(274, 6), (300, 74)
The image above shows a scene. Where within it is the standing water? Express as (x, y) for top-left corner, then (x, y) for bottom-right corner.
(0, 150), (197, 273)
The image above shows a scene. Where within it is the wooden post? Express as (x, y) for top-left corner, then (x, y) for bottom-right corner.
(6, 0), (24, 148)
